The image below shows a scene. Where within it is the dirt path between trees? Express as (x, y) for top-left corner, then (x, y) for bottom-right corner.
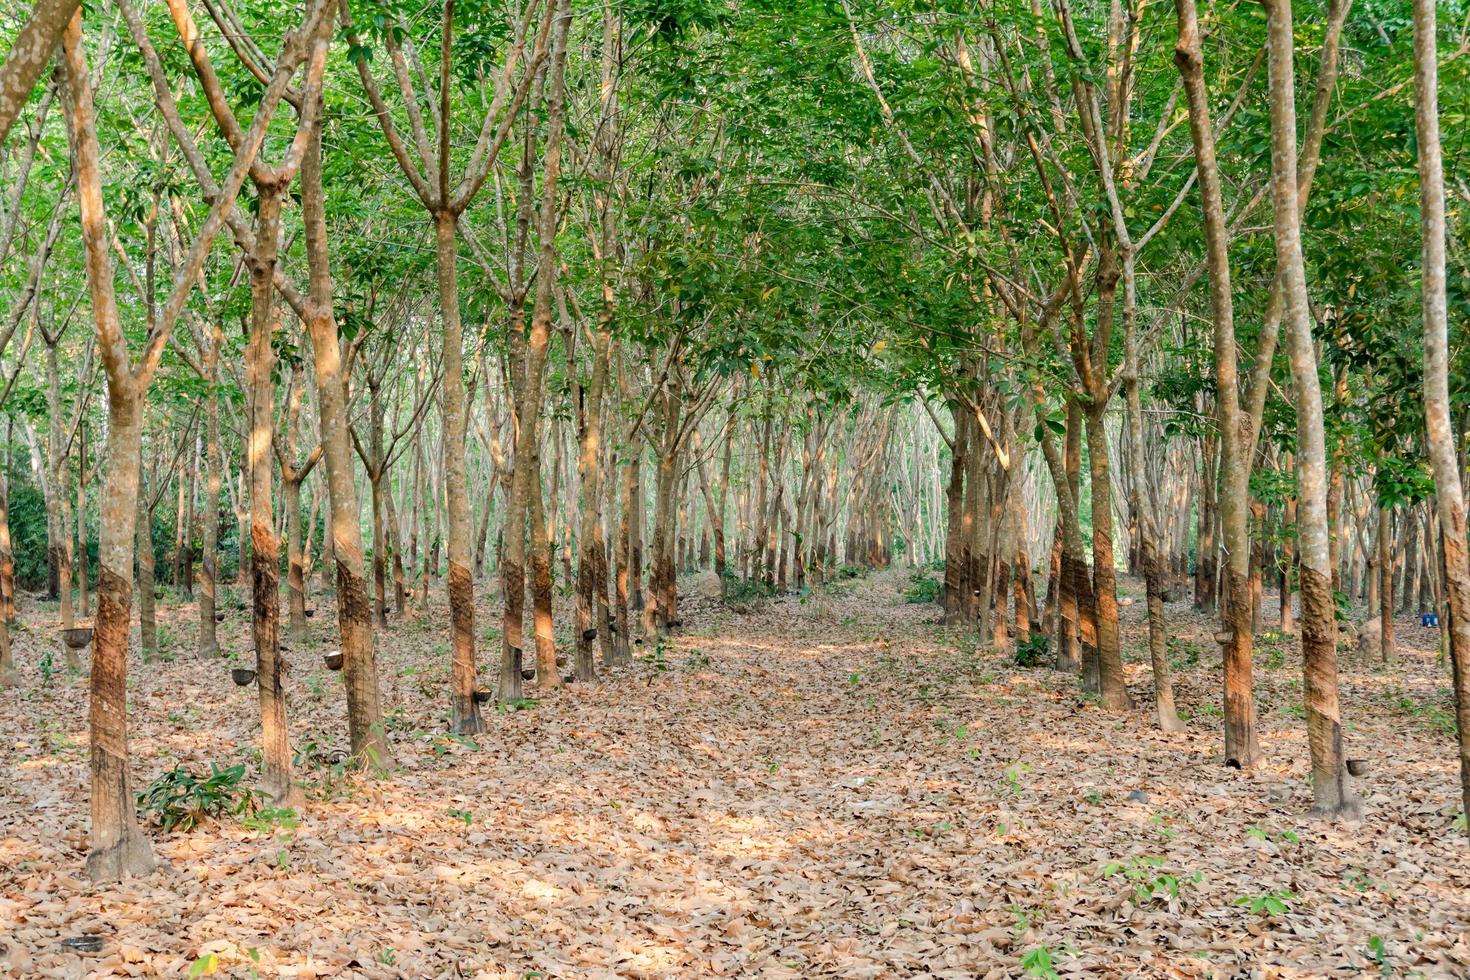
(2, 569), (1467, 976)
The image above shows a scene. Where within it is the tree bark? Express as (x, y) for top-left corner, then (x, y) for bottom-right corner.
(434, 207), (484, 729)
(245, 184), (296, 804)
(1265, 0), (1357, 818)
(1175, 0), (1261, 765)
(61, 11), (156, 880)
(1412, 0), (1470, 835)
(1377, 505), (1394, 661)
(302, 118), (392, 770)
(1084, 404), (1132, 710)
(198, 332), (222, 656)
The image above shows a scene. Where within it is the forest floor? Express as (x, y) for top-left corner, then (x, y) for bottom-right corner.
(1, 567), (1467, 978)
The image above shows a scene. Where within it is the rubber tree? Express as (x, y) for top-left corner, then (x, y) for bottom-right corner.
(346, 0), (553, 730)
(1412, 0), (1470, 836)
(1263, 0), (1358, 819)
(161, 0), (333, 804)
(61, 0), (297, 876)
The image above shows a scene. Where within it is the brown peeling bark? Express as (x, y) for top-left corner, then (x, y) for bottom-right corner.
(447, 560), (483, 730)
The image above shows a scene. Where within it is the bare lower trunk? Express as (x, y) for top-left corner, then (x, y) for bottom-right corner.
(198, 369), (221, 655)
(136, 491), (156, 663)
(529, 448), (559, 685)
(1378, 505), (1394, 661)
(435, 210), (484, 732)
(0, 447), (12, 686)
(386, 486), (407, 619)
(574, 285), (612, 680)
(1084, 406), (1131, 710)
(1175, 0), (1262, 766)
(90, 416), (156, 880)
(286, 479), (308, 640)
(1126, 359), (1183, 731)
(77, 427), (89, 615)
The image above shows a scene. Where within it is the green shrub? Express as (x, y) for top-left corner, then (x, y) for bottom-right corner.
(137, 762), (259, 832)
(902, 570), (941, 604)
(1014, 632), (1050, 668)
(722, 574), (774, 605)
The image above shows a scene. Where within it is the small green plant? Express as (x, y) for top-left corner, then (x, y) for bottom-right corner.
(498, 697), (540, 713)
(1167, 636), (1201, 670)
(1235, 888), (1294, 917)
(447, 807), (474, 827)
(1014, 632), (1050, 668)
(241, 806), (299, 836)
(294, 736), (353, 799)
(38, 648), (54, 688)
(188, 953), (219, 977)
(722, 574), (775, 607)
(902, 569), (941, 604)
(999, 761), (1031, 798)
(1101, 854), (1201, 906)
(137, 763), (259, 833)
(428, 732), (481, 757)
(1021, 946), (1060, 979)
(1366, 935), (1391, 976)
(377, 949), (397, 967)
(684, 648), (710, 668)
(1008, 902), (1044, 935)
(1247, 825), (1300, 846)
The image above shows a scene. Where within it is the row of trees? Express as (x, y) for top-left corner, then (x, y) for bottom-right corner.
(0, 0), (1466, 880)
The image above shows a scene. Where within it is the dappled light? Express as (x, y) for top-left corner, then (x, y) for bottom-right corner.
(0, 0), (1468, 974)
(4, 572), (1469, 975)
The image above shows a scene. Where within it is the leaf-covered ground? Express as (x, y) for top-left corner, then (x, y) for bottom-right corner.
(2, 569), (1467, 978)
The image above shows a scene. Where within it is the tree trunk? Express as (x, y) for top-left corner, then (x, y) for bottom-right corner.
(136, 489), (157, 663)
(77, 424), (89, 615)
(575, 157), (615, 678)
(1266, 0), (1356, 817)
(1411, 0), (1470, 833)
(370, 471), (388, 627)
(1378, 505), (1394, 662)
(198, 350), (222, 656)
(529, 439), (558, 685)
(245, 184), (296, 805)
(434, 210), (484, 731)
(0, 0), (81, 147)
(303, 119), (391, 770)
(1176, 0), (1262, 765)
(92, 403), (155, 880)
(286, 477), (308, 641)
(1085, 405), (1132, 710)
(386, 481), (407, 619)
(1125, 342), (1183, 731)
(0, 432), (14, 686)
(61, 14), (157, 878)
